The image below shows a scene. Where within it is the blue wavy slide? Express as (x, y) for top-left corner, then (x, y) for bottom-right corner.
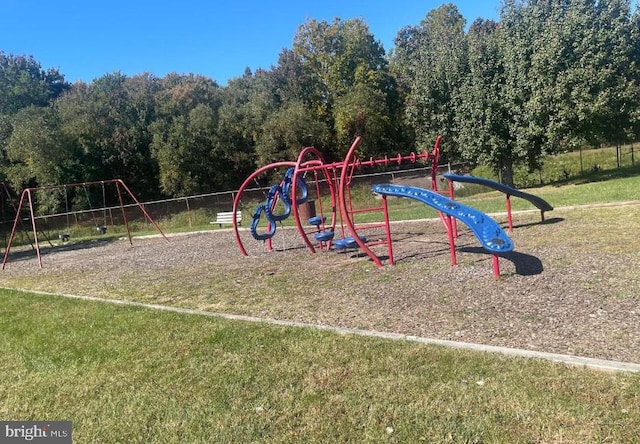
(372, 184), (514, 254)
(443, 173), (553, 213)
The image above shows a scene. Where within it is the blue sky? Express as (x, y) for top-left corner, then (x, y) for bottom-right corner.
(1, 1), (499, 86)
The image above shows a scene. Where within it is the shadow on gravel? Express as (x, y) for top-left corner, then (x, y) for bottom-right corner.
(2, 237), (121, 266)
(459, 246), (544, 276)
(511, 216), (564, 230)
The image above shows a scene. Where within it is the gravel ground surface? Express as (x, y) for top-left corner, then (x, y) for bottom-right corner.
(1, 204), (639, 364)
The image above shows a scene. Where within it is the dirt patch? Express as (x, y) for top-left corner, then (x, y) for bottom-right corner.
(2, 205), (639, 364)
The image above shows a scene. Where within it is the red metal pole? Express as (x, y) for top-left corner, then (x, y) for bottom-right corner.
(2, 190), (30, 269)
(506, 194), (513, 233)
(382, 195), (394, 265)
(447, 179), (459, 238)
(115, 181), (133, 245)
(232, 161), (297, 256)
(24, 190), (43, 268)
(430, 136), (442, 191)
(116, 179), (169, 243)
(493, 254), (500, 278)
(338, 136), (383, 267)
(444, 215), (457, 266)
(293, 149), (329, 253)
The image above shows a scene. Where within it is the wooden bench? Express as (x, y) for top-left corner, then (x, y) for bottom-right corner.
(211, 210), (242, 227)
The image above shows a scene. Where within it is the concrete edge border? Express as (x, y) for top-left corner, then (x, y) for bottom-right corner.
(3, 287), (639, 374)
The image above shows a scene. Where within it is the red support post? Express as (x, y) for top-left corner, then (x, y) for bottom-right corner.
(25, 190), (43, 268)
(493, 254), (501, 278)
(446, 179), (459, 239)
(115, 180), (133, 246)
(381, 195), (394, 265)
(444, 215), (457, 266)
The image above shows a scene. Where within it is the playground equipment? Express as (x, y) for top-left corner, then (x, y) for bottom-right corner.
(2, 179), (168, 269)
(0, 182), (41, 251)
(233, 136), (442, 265)
(443, 173), (553, 232)
(233, 136), (516, 276)
(371, 184), (513, 277)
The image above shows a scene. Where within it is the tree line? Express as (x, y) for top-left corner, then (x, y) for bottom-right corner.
(1, 0), (638, 204)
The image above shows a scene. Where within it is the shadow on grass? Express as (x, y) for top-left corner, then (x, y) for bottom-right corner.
(552, 164), (640, 187)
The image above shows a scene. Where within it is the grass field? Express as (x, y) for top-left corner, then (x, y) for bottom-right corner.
(1, 289), (639, 443)
(1, 148), (640, 442)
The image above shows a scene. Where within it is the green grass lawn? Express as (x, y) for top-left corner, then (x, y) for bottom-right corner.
(1, 289), (639, 443)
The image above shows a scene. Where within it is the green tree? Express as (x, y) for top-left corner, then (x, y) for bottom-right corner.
(291, 18), (398, 156)
(392, 4), (468, 155)
(0, 53), (70, 184)
(494, 0), (640, 184)
(56, 72), (161, 197)
(0, 52), (68, 115)
(333, 84), (393, 157)
(3, 106), (72, 190)
(257, 100), (330, 166)
(150, 74), (224, 196)
(455, 19), (511, 174)
(217, 69), (278, 172)
(588, 0), (640, 144)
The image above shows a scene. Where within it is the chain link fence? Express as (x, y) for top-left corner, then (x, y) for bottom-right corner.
(0, 162), (462, 241)
(4, 141), (634, 239)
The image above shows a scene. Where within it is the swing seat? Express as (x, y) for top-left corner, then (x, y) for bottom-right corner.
(314, 231), (334, 242)
(308, 216), (325, 226)
(96, 226), (107, 235)
(59, 233), (70, 242)
(334, 235), (367, 250)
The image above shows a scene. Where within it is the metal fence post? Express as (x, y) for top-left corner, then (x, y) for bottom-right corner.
(185, 197), (191, 228)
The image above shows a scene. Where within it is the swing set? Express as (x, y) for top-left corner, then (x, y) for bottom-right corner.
(2, 179), (168, 269)
(0, 181), (40, 250)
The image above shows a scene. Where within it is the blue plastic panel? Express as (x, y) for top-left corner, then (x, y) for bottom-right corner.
(443, 174), (553, 212)
(372, 184), (513, 253)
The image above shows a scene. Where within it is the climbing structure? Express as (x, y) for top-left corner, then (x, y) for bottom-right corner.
(232, 136), (442, 264)
(233, 136), (517, 277)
